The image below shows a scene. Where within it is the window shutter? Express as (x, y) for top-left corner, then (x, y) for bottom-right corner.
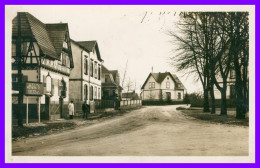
(67, 56), (70, 67)
(51, 78), (54, 96)
(84, 84), (86, 100)
(58, 79), (61, 96)
(86, 85), (88, 100)
(43, 75), (46, 94)
(86, 60), (88, 75)
(84, 59), (86, 74)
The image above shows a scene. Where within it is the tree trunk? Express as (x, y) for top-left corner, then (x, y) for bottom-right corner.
(235, 81), (246, 119)
(209, 85), (216, 114)
(220, 89), (227, 115)
(203, 88), (210, 112)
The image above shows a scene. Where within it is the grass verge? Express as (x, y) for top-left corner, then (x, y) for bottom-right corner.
(179, 108), (248, 127)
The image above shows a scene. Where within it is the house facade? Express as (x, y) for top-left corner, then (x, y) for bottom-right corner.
(69, 40), (103, 104)
(141, 72), (186, 101)
(101, 65), (122, 101)
(214, 69), (236, 100)
(12, 12), (74, 120)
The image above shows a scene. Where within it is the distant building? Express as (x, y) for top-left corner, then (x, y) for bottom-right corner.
(69, 40), (103, 103)
(140, 72), (186, 101)
(101, 65), (123, 100)
(122, 91), (139, 101)
(12, 12), (74, 120)
(214, 69), (236, 100)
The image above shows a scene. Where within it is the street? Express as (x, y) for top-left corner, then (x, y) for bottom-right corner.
(12, 105), (248, 156)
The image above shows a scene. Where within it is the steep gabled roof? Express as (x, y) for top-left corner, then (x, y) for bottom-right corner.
(102, 64), (110, 73)
(110, 70), (119, 83)
(172, 74), (186, 90)
(12, 12), (58, 59)
(77, 41), (103, 62)
(46, 23), (68, 56)
(77, 41), (96, 52)
(141, 72), (186, 90)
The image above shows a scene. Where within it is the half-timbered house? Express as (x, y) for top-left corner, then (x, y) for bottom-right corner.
(12, 12), (74, 120)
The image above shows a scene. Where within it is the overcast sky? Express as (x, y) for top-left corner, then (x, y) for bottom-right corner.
(6, 5), (204, 94)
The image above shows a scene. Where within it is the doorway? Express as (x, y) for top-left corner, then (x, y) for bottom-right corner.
(166, 92), (171, 101)
(45, 96), (50, 119)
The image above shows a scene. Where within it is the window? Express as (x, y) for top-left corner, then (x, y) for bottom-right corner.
(230, 69), (236, 79)
(66, 55), (70, 68)
(91, 61), (94, 77)
(149, 82), (155, 89)
(166, 81), (170, 88)
(98, 88), (101, 99)
(12, 43), (16, 56)
(178, 92), (181, 99)
(230, 85), (236, 99)
(95, 86), (97, 99)
(152, 82), (155, 88)
(84, 58), (88, 75)
(12, 74), (18, 82)
(94, 62), (97, 78)
(61, 53), (67, 66)
(98, 66), (101, 80)
(84, 84), (88, 100)
(63, 41), (68, 49)
(90, 86), (93, 100)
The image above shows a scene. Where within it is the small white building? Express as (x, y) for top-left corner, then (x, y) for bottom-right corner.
(141, 72), (186, 101)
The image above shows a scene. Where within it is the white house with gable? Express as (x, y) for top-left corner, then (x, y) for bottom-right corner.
(141, 72), (186, 101)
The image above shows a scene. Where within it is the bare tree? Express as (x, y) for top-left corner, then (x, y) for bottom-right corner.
(168, 12), (249, 118)
(121, 60), (128, 89)
(227, 12), (249, 119)
(168, 12), (211, 112)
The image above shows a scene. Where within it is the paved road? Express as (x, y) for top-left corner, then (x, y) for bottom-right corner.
(12, 105), (248, 156)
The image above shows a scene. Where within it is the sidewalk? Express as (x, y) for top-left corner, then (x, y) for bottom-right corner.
(12, 106), (142, 141)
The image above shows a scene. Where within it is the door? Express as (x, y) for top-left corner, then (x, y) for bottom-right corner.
(45, 96), (50, 119)
(59, 97), (63, 118)
(166, 92), (171, 101)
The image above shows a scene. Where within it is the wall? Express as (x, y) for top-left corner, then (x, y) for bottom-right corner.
(69, 80), (82, 101)
(70, 41), (84, 79)
(120, 100), (142, 109)
(161, 74), (175, 90)
(214, 83), (234, 99)
(142, 89), (161, 100)
(40, 68), (70, 104)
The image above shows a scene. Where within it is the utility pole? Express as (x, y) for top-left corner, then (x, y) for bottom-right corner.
(16, 12), (23, 127)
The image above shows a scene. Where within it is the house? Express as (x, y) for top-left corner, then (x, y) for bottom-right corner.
(122, 91), (139, 101)
(214, 69), (236, 100)
(101, 65), (123, 101)
(12, 12), (74, 120)
(69, 40), (103, 105)
(140, 72), (186, 101)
